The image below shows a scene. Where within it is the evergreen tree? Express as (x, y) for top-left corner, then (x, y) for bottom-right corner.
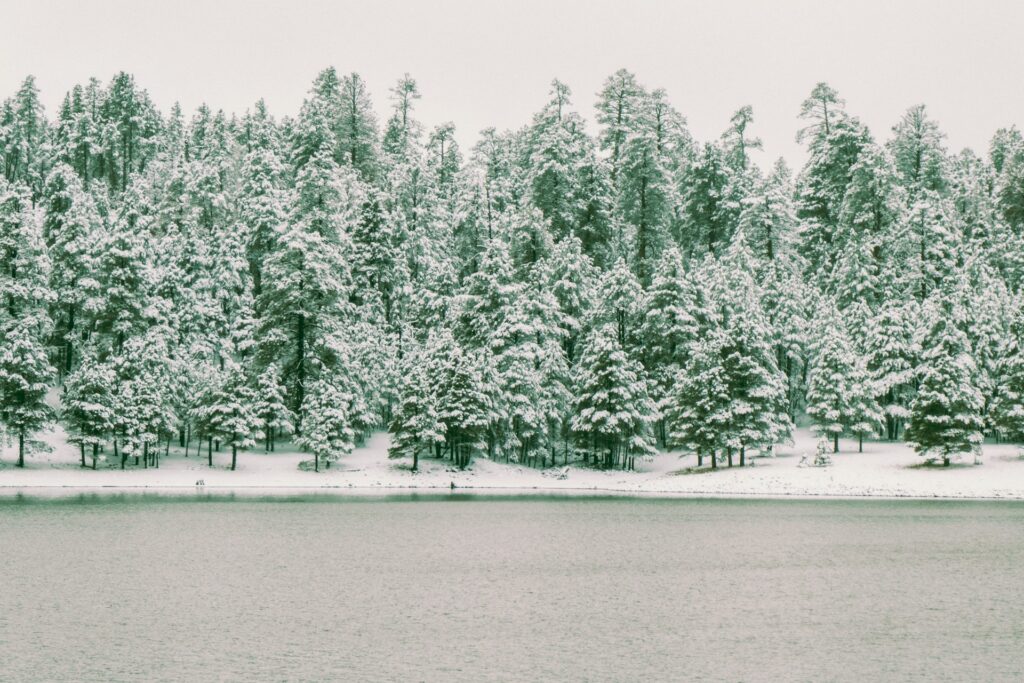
(388, 346), (444, 471)
(864, 302), (919, 440)
(42, 164), (101, 371)
(738, 159), (796, 263)
(806, 303), (880, 452)
(640, 246), (699, 443)
(905, 292), (985, 465)
(571, 325), (656, 469)
(888, 105), (948, 195)
(253, 363), (294, 452)
(437, 344), (497, 469)
(297, 376), (353, 472)
(202, 364), (263, 470)
(63, 351), (116, 468)
(667, 327), (731, 468)
(337, 72), (380, 181)
(595, 69), (646, 185)
(0, 321), (53, 467)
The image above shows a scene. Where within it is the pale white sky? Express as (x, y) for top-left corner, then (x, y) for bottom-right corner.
(1, 0), (1021, 169)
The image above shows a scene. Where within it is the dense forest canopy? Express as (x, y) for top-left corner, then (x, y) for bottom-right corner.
(2, 68), (1023, 471)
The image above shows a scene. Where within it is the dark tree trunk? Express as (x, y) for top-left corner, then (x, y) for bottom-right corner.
(833, 433), (839, 454)
(92, 443), (98, 470)
(208, 437), (213, 467)
(80, 443), (86, 468)
(858, 434), (863, 453)
(17, 431), (25, 468)
(740, 446), (745, 467)
(231, 445), (237, 471)
(943, 457), (950, 467)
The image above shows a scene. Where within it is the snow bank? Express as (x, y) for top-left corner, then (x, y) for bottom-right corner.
(2, 422), (1024, 500)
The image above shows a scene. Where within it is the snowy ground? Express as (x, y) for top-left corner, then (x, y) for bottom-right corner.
(3, 414), (1024, 499)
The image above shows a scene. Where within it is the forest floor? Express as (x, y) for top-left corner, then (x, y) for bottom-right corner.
(3, 410), (1024, 499)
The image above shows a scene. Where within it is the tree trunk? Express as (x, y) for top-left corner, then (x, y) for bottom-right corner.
(740, 446), (745, 467)
(80, 443), (86, 468)
(231, 445), (237, 471)
(710, 450), (717, 470)
(208, 437), (213, 467)
(833, 433), (839, 454)
(943, 457), (950, 467)
(727, 448), (733, 468)
(17, 430), (25, 468)
(314, 451), (319, 473)
(92, 443), (98, 470)
(858, 434), (863, 453)
(412, 448), (418, 473)
(697, 450), (703, 467)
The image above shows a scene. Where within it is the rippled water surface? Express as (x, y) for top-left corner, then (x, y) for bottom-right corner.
(1, 495), (1022, 681)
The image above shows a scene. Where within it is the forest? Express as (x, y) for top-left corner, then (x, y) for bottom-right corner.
(1, 68), (1023, 473)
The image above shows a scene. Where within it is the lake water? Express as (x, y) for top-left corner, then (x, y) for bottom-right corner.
(1, 494), (1022, 681)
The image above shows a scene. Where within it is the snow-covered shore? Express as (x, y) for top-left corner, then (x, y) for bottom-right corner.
(3, 420), (1024, 500)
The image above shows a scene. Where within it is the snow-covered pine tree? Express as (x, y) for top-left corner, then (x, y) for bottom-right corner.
(738, 158), (796, 263)
(640, 246), (699, 444)
(864, 301), (919, 440)
(595, 69), (646, 187)
(679, 142), (732, 258)
(527, 80), (589, 243)
(542, 235), (597, 364)
(795, 83), (872, 285)
(41, 164), (101, 372)
(337, 72), (380, 182)
(201, 363), (262, 471)
(992, 301), (1024, 441)
(253, 363), (294, 452)
(0, 177), (52, 321)
(63, 349), (116, 468)
(388, 346), (444, 472)
(759, 261), (809, 420)
(115, 330), (176, 468)
(595, 258), (643, 351)
(845, 355), (885, 452)
(904, 291), (985, 465)
(436, 344), (497, 469)
(297, 376), (354, 472)
(618, 89), (686, 284)
(806, 301), (880, 453)
(667, 327), (731, 468)
(571, 324), (656, 469)
(0, 320), (53, 467)
(888, 104), (948, 196)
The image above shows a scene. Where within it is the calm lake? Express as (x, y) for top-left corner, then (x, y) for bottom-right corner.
(1, 494), (1022, 681)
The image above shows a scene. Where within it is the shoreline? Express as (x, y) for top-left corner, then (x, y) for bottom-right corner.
(2, 481), (1023, 502)
(4, 425), (1024, 503)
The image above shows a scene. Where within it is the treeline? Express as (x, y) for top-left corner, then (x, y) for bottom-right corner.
(1, 70), (1023, 472)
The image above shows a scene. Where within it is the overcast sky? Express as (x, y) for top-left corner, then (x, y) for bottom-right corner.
(1, 0), (1020, 169)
